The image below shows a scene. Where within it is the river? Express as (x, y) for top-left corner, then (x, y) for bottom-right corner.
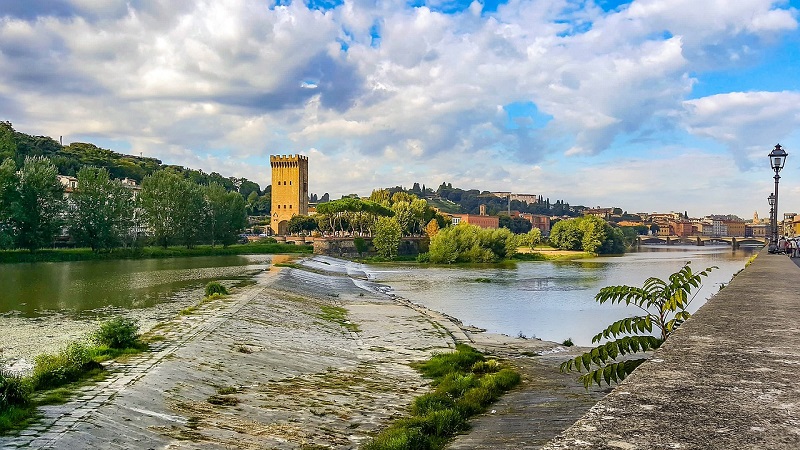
(364, 245), (758, 346)
(1, 246), (756, 370)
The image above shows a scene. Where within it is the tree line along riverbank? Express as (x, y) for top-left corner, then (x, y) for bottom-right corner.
(0, 242), (311, 264)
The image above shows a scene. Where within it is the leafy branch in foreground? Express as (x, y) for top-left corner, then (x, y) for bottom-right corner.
(561, 263), (716, 388)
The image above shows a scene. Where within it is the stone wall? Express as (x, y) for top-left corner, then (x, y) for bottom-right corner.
(313, 237), (429, 258)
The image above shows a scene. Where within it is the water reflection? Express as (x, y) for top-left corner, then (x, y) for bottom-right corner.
(1, 255), (269, 317)
(367, 245), (758, 346)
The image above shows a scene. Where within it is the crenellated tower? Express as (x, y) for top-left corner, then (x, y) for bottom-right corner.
(270, 154), (308, 235)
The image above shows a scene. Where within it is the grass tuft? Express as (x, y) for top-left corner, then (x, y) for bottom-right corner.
(364, 345), (520, 450)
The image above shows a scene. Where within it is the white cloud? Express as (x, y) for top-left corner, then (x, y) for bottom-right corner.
(0, 0), (798, 217)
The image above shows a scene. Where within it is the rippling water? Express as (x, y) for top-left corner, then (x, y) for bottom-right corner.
(365, 245), (759, 346)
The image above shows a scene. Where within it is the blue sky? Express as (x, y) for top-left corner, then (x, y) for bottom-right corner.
(1, 0), (799, 218)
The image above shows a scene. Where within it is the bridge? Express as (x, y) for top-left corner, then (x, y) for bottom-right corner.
(543, 251), (800, 449)
(637, 234), (768, 249)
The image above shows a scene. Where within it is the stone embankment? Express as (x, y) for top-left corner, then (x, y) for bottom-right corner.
(543, 252), (800, 449)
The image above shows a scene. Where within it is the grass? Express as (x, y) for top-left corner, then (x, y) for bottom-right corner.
(274, 262), (303, 269)
(363, 344), (521, 450)
(0, 243), (312, 264)
(318, 305), (361, 333)
(0, 317), (148, 435)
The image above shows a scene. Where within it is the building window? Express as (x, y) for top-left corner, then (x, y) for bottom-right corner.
(289, 181), (292, 185)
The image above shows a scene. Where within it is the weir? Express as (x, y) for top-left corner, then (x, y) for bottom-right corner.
(543, 251), (800, 449)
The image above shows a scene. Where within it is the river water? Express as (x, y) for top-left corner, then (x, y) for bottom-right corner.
(364, 245), (758, 346)
(1, 246), (756, 369)
(0, 255), (271, 371)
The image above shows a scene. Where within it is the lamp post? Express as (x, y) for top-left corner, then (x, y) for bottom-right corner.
(769, 144), (788, 252)
(768, 193), (775, 251)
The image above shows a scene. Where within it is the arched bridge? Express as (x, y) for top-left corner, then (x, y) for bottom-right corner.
(637, 235), (767, 249)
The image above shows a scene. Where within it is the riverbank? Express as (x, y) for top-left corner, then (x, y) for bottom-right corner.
(0, 242), (311, 264)
(0, 255), (603, 448)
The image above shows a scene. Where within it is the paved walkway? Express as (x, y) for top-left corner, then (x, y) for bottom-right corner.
(543, 252), (800, 449)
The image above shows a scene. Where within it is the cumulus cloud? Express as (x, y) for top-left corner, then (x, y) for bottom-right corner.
(0, 0), (797, 216)
(683, 91), (800, 168)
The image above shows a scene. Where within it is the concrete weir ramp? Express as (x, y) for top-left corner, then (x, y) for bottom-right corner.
(0, 258), (460, 449)
(543, 252), (800, 450)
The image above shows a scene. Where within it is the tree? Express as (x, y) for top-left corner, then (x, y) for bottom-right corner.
(139, 170), (204, 248)
(425, 219), (440, 237)
(13, 156), (65, 251)
(499, 215), (533, 234)
(428, 224), (521, 263)
(69, 167), (134, 251)
(287, 215), (318, 235)
(0, 122), (17, 162)
(373, 217), (402, 258)
(205, 182), (247, 247)
(0, 158), (18, 249)
(560, 263), (716, 388)
(549, 216), (625, 254)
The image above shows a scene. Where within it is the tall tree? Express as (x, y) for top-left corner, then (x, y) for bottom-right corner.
(139, 170), (189, 248)
(373, 217), (402, 258)
(69, 167), (134, 251)
(14, 156), (65, 251)
(0, 158), (18, 249)
(205, 182), (247, 247)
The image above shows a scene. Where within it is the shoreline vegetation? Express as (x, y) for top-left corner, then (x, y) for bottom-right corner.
(0, 283), (231, 435)
(0, 317), (150, 434)
(0, 242), (312, 264)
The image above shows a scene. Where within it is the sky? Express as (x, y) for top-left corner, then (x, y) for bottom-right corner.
(1, 0), (800, 219)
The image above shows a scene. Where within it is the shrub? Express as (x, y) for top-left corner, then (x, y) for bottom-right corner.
(411, 392), (454, 416)
(436, 373), (478, 398)
(562, 338), (574, 347)
(32, 343), (98, 390)
(471, 359), (500, 374)
(93, 317), (140, 349)
(0, 370), (31, 411)
(415, 344), (484, 379)
(204, 281), (228, 297)
(361, 426), (430, 450)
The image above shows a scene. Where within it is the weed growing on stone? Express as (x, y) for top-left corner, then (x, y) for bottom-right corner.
(363, 344), (520, 450)
(318, 305), (360, 333)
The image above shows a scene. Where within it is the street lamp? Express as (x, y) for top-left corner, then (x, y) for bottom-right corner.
(769, 144), (787, 252)
(768, 193), (775, 252)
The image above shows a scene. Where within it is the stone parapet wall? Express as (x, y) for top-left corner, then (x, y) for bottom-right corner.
(543, 250), (800, 449)
(313, 237), (429, 258)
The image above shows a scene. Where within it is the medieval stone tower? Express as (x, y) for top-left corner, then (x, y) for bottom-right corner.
(270, 155), (308, 235)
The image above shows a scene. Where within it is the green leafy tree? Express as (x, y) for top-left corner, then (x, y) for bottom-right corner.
(69, 167), (134, 251)
(0, 122), (18, 162)
(14, 156), (65, 251)
(0, 158), (18, 249)
(428, 224), (521, 263)
(139, 170), (204, 248)
(373, 217), (402, 258)
(205, 182), (247, 247)
(560, 263), (716, 388)
(287, 214), (318, 235)
(549, 216), (625, 254)
(548, 219), (582, 250)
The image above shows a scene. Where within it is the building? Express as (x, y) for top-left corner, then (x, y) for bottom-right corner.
(270, 155), (309, 235)
(673, 220), (693, 238)
(583, 208), (614, 219)
(724, 220), (746, 237)
(451, 204), (499, 229)
(519, 213), (551, 234)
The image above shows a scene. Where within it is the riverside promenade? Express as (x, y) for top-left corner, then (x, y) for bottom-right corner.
(543, 251), (800, 449)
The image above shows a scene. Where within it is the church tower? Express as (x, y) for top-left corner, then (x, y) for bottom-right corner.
(270, 155), (308, 235)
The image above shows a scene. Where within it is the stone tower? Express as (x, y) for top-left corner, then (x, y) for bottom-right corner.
(270, 155), (308, 235)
